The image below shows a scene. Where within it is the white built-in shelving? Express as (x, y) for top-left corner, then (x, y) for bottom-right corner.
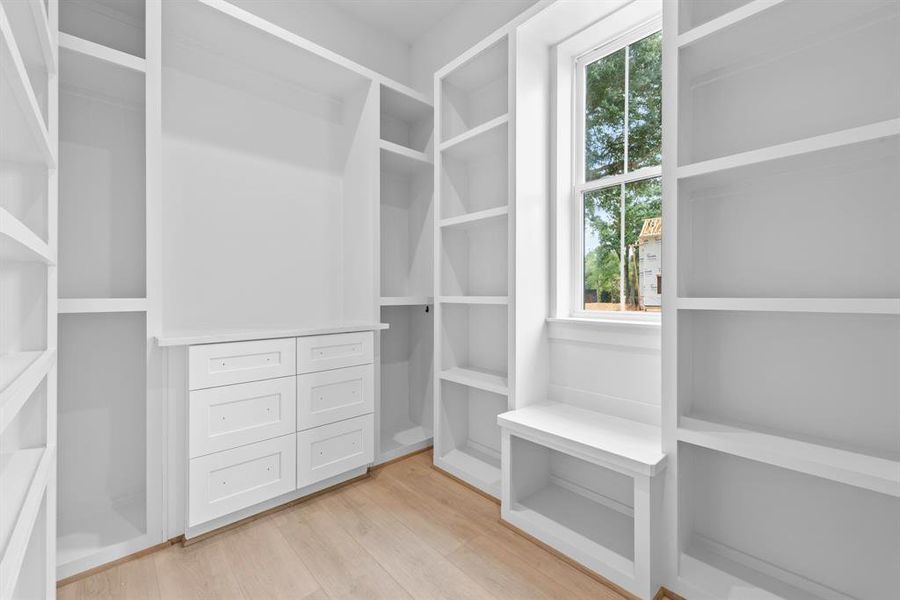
(0, 0), (58, 596)
(664, 1), (900, 598)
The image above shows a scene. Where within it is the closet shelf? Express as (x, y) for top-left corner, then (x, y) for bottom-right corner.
(439, 296), (508, 305)
(0, 5), (55, 167)
(498, 402), (666, 477)
(0, 0), (55, 74)
(58, 298), (149, 314)
(0, 446), (53, 600)
(0, 208), (55, 264)
(380, 140), (431, 175)
(437, 446), (501, 496)
(59, 32), (146, 72)
(439, 114), (509, 160)
(676, 297), (900, 315)
(380, 84), (433, 123)
(440, 366), (508, 396)
(677, 0), (785, 48)
(0, 350), (55, 434)
(440, 206), (508, 230)
(678, 417), (900, 498)
(677, 118), (900, 181)
(379, 296), (432, 306)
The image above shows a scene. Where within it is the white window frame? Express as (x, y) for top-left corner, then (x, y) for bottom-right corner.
(570, 18), (662, 322)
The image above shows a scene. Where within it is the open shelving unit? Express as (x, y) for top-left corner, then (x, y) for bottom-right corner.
(377, 84), (435, 464)
(434, 34), (512, 497)
(663, 1), (900, 598)
(0, 0), (57, 596)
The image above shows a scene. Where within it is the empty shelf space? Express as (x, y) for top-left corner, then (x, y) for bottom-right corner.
(380, 85), (432, 154)
(0, 448), (46, 554)
(57, 498), (146, 575)
(0, 350), (54, 433)
(440, 114), (508, 161)
(438, 446), (501, 494)
(60, 0), (145, 59)
(0, 0), (55, 74)
(676, 297), (900, 315)
(439, 296), (508, 305)
(440, 366), (508, 396)
(440, 206), (508, 230)
(678, 0), (784, 48)
(498, 402), (666, 477)
(380, 419), (432, 458)
(0, 207), (54, 264)
(59, 32), (147, 72)
(380, 140), (431, 175)
(379, 296), (432, 307)
(58, 298), (149, 314)
(440, 36), (508, 141)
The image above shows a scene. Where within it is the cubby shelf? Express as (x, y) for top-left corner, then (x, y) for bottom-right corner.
(676, 297), (900, 315)
(440, 366), (508, 396)
(439, 295), (509, 305)
(1, 0), (56, 74)
(59, 31), (146, 72)
(379, 296), (432, 307)
(439, 206), (508, 230)
(677, 0), (785, 48)
(0, 350), (54, 433)
(437, 446), (501, 495)
(58, 298), (149, 314)
(0, 6), (55, 166)
(439, 113), (508, 160)
(379, 139), (431, 175)
(0, 207), (54, 264)
(678, 417), (900, 498)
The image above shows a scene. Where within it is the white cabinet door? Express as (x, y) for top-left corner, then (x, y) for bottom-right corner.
(189, 376), (296, 457)
(189, 338), (296, 390)
(297, 365), (373, 430)
(296, 332), (373, 374)
(297, 414), (373, 488)
(188, 434), (296, 526)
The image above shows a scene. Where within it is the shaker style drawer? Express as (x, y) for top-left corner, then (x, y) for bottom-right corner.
(297, 414), (373, 488)
(297, 364), (373, 430)
(188, 434), (296, 526)
(189, 338), (296, 390)
(296, 332), (373, 374)
(189, 376), (297, 458)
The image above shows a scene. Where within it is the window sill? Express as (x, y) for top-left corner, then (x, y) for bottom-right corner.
(547, 316), (660, 350)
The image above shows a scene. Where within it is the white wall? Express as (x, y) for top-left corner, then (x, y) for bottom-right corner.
(410, 0), (538, 97)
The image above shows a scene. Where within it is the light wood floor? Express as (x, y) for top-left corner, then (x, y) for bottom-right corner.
(58, 451), (629, 600)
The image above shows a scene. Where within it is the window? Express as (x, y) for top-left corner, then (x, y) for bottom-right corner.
(575, 27), (661, 315)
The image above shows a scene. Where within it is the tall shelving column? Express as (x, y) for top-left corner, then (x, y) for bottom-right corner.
(434, 34), (513, 498)
(0, 0), (58, 596)
(55, 0), (161, 580)
(664, 1), (900, 598)
(376, 83), (435, 464)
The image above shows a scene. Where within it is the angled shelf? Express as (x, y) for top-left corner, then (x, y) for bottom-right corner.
(438, 295), (508, 305)
(58, 298), (149, 314)
(0, 208), (54, 264)
(0, 0), (55, 74)
(59, 32), (146, 72)
(440, 206), (508, 230)
(677, 0), (785, 48)
(379, 296), (432, 307)
(676, 297), (900, 316)
(380, 84), (432, 154)
(380, 140), (431, 175)
(0, 350), (54, 434)
(440, 366), (508, 396)
(678, 417), (900, 498)
(440, 113), (508, 161)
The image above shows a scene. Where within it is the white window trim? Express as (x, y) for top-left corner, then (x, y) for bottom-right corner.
(556, 12), (662, 324)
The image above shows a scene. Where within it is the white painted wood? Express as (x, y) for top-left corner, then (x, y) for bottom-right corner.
(58, 31), (146, 71)
(439, 206), (508, 230)
(379, 296), (433, 307)
(677, 297), (900, 315)
(188, 433), (296, 527)
(297, 414), (374, 488)
(440, 113), (509, 160)
(380, 84), (433, 153)
(0, 207), (55, 264)
(57, 298), (148, 314)
(677, 0), (784, 47)
(297, 331), (374, 374)
(188, 338), (296, 390)
(0, 0), (55, 74)
(59, 0), (145, 58)
(0, 350), (55, 434)
(157, 323), (388, 347)
(297, 364), (374, 430)
(189, 376), (296, 458)
(438, 295), (509, 305)
(440, 366), (508, 396)
(380, 140), (431, 174)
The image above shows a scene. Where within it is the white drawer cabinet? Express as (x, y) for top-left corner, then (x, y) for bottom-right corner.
(297, 331), (373, 373)
(298, 364), (374, 430)
(188, 434), (296, 526)
(189, 338), (296, 390)
(189, 376), (296, 458)
(297, 413), (374, 487)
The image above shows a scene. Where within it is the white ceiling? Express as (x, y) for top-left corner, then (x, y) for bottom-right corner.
(331, 0), (465, 44)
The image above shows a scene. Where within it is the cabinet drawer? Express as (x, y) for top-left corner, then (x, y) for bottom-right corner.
(297, 414), (373, 488)
(189, 377), (296, 457)
(297, 332), (373, 374)
(298, 365), (373, 430)
(189, 338), (296, 390)
(188, 434), (296, 526)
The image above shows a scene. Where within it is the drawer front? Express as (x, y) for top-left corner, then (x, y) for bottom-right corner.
(296, 332), (373, 374)
(189, 377), (297, 458)
(189, 338), (296, 390)
(297, 414), (373, 488)
(298, 365), (373, 430)
(188, 434), (296, 526)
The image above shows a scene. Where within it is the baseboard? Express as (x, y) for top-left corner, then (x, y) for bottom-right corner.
(56, 538), (181, 588)
(431, 462), (501, 505)
(371, 444), (432, 470)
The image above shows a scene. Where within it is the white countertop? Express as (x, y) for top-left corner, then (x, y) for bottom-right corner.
(155, 322), (389, 347)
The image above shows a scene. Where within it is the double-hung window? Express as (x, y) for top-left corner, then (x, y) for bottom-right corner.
(574, 26), (662, 315)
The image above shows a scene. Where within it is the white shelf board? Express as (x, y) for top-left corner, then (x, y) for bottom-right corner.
(677, 297), (900, 315)
(677, 119), (900, 181)
(498, 402), (666, 477)
(380, 140), (431, 175)
(381, 84), (432, 122)
(678, 417), (900, 498)
(440, 366), (508, 396)
(59, 32), (146, 72)
(156, 322), (389, 347)
(437, 445), (501, 498)
(379, 421), (432, 464)
(439, 114), (509, 161)
(678, 0), (785, 48)
(440, 206), (508, 230)
(379, 296), (432, 307)
(58, 298), (148, 314)
(0, 350), (54, 434)
(56, 499), (146, 580)
(438, 296), (509, 305)
(0, 0), (55, 74)
(0, 207), (54, 264)
(0, 3), (54, 167)
(0, 446), (53, 600)
(442, 35), (507, 93)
